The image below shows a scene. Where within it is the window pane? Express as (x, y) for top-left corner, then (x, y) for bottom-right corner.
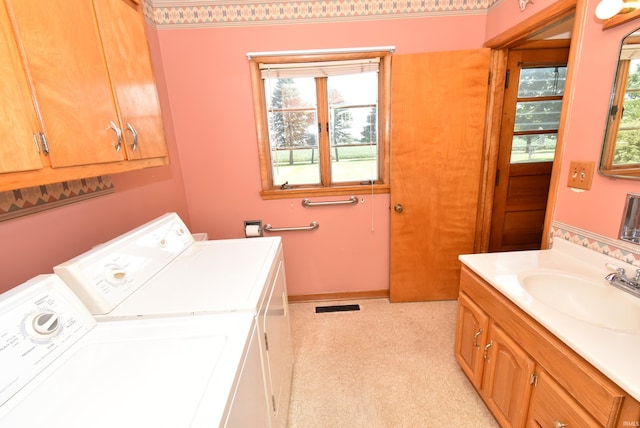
(517, 66), (567, 97)
(511, 134), (557, 163)
(614, 65), (640, 166)
(514, 100), (563, 132)
(327, 73), (379, 183)
(265, 77), (319, 186)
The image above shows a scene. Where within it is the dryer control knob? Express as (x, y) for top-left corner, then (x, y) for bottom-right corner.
(31, 312), (60, 336)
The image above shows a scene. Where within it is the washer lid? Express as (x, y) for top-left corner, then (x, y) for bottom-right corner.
(0, 312), (255, 428)
(107, 237), (281, 318)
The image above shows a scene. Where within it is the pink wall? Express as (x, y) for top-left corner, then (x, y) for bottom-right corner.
(553, 0), (640, 238)
(154, 16), (487, 296)
(0, 25), (189, 293)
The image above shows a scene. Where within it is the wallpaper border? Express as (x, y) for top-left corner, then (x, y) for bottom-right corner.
(0, 176), (114, 223)
(551, 220), (640, 267)
(145, 0), (491, 28)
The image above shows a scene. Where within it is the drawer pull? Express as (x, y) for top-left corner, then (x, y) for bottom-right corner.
(473, 328), (483, 349)
(553, 420), (566, 428)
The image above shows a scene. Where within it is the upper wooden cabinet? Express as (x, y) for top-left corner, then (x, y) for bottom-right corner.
(0, 2), (42, 174)
(0, 0), (168, 191)
(92, 0), (168, 161)
(6, 0), (126, 167)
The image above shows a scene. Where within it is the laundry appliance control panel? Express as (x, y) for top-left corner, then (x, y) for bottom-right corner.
(0, 275), (95, 407)
(54, 213), (194, 315)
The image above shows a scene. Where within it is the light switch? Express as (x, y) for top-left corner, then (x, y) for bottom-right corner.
(567, 161), (595, 191)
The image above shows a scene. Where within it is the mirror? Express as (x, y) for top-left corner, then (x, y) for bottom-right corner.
(600, 28), (640, 179)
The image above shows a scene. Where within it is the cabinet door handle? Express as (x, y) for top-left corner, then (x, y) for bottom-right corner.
(126, 122), (138, 152)
(483, 340), (493, 361)
(553, 420), (566, 428)
(33, 133), (41, 154)
(109, 121), (122, 152)
(38, 132), (50, 155)
(473, 328), (483, 349)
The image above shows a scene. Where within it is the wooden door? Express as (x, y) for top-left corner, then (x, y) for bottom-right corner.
(5, 0), (125, 168)
(93, 0), (168, 161)
(0, 2), (42, 174)
(481, 322), (535, 428)
(489, 47), (569, 252)
(390, 49), (491, 302)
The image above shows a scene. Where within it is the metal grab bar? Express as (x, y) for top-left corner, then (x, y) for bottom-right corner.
(301, 196), (358, 208)
(263, 221), (319, 232)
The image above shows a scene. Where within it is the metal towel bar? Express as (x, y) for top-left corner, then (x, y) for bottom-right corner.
(301, 196), (358, 208)
(263, 221), (319, 232)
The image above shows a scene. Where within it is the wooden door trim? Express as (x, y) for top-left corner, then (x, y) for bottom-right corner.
(474, 50), (507, 253)
(476, 0), (581, 252)
(484, 0), (577, 49)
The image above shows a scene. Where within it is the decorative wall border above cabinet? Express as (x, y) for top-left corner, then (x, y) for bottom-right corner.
(0, 176), (114, 223)
(145, 0), (494, 28)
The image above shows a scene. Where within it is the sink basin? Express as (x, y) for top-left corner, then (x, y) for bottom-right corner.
(517, 270), (640, 333)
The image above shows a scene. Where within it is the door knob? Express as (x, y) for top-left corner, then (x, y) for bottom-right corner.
(394, 203), (404, 213)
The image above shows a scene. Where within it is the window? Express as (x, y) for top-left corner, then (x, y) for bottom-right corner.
(510, 64), (567, 164)
(248, 48), (392, 198)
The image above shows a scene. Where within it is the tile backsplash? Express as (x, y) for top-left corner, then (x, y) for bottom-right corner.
(552, 221), (640, 267)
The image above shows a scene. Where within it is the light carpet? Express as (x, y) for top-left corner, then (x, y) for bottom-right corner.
(287, 298), (499, 428)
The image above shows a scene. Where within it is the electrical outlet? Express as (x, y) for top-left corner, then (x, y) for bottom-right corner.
(567, 161), (595, 190)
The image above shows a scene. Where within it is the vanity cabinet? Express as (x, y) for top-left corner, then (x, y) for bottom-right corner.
(481, 322), (535, 427)
(455, 265), (640, 428)
(0, 0), (168, 191)
(455, 292), (534, 427)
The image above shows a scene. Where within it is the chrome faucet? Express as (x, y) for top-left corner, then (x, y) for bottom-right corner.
(604, 265), (640, 297)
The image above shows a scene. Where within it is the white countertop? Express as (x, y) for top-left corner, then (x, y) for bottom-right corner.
(459, 239), (640, 402)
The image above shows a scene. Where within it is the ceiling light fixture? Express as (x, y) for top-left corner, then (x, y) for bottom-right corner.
(595, 0), (640, 20)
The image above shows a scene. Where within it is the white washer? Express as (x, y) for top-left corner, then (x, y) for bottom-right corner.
(53, 213), (293, 428)
(0, 275), (268, 427)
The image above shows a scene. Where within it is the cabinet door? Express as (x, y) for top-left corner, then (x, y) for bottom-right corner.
(260, 258), (294, 428)
(482, 322), (535, 428)
(5, 0), (125, 168)
(0, 2), (42, 174)
(527, 368), (599, 428)
(454, 292), (489, 390)
(93, 0), (168, 161)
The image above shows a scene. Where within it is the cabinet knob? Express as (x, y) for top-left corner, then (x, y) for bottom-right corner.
(109, 121), (122, 152)
(553, 420), (567, 428)
(394, 203), (404, 213)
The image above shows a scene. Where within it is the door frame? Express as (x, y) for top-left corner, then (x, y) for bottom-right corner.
(474, 0), (581, 252)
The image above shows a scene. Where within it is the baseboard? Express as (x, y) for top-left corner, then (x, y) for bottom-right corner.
(288, 289), (389, 303)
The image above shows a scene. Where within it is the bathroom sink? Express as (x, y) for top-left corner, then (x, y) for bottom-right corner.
(517, 270), (640, 333)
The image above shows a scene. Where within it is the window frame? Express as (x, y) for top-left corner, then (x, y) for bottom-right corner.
(248, 49), (391, 199)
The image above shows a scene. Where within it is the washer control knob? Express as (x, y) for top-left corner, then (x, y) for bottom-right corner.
(32, 312), (60, 336)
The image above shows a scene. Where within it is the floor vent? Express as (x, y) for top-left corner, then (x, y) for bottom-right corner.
(315, 304), (360, 313)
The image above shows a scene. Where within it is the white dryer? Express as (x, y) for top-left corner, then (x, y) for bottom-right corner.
(0, 275), (268, 427)
(53, 213), (293, 428)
